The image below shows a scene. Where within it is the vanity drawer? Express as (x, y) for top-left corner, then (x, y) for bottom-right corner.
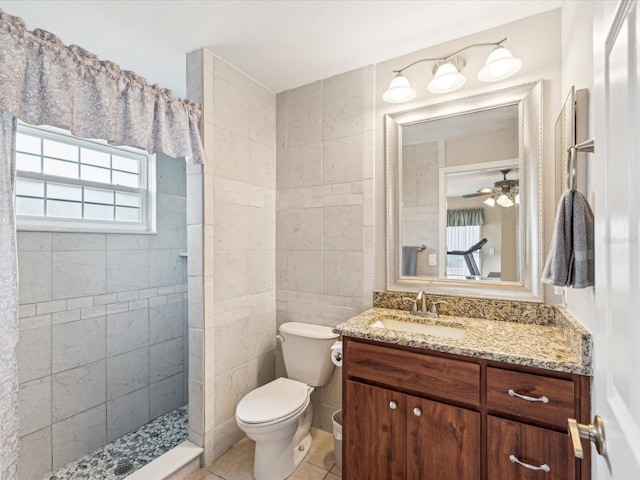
(487, 367), (575, 428)
(346, 340), (480, 406)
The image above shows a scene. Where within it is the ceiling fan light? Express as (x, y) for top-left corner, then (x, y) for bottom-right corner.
(478, 46), (522, 83)
(497, 193), (514, 207)
(428, 61), (466, 94)
(483, 196), (496, 207)
(383, 73), (417, 103)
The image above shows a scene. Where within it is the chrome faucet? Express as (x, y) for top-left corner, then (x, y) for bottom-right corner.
(415, 290), (428, 314)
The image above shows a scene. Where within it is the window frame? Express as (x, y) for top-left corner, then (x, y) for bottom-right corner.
(15, 123), (156, 234)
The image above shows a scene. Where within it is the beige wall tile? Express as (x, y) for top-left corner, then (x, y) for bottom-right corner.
(322, 135), (363, 185)
(287, 82), (322, 147)
(286, 142), (322, 188)
(323, 68), (364, 141)
(323, 205), (363, 251)
(287, 251), (323, 294)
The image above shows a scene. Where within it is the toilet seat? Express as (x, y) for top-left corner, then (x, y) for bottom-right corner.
(236, 377), (310, 425)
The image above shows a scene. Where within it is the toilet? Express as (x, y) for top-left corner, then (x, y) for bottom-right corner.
(235, 322), (339, 480)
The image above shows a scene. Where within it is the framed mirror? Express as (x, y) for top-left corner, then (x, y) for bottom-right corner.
(386, 81), (543, 301)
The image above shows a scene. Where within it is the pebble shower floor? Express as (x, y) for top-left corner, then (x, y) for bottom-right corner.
(43, 405), (188, 480)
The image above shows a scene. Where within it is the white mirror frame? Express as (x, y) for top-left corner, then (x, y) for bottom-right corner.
(385, 80), (543, 302)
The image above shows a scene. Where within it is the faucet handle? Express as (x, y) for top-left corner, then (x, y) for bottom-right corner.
(402, 297), (418, 314)
(429, 300), (448, 313)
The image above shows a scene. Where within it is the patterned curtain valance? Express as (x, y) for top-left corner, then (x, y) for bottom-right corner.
(0, 9), (205, 164)
(447, 208), (485, 227)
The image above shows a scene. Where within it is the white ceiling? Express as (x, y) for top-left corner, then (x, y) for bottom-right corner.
(0, 0), (561, 98)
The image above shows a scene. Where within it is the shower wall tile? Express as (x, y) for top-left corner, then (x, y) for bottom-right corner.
(150, 372), (184, 419)
(52, 405), (107, 469)
(150, 300), (184, 344)
(18, 252), (52, 304)
(286, 142), (322, 188)
(287, 207), (323, 250)
(17, 325), (51, 383)
(52, 251), (107, 299)
(106, 309), (148, 357)
(107, 348), (149, 400)
(19, 377), (51, 436)
(19, 426), (52, 480)
(149, 249), (187, 287)
(106, 250), (150, 292)
(17, 231), (51, 252)
(106, 233), (149, 251)
(52, 360), (106, 422)
(52, 317), (106, 373)
(150, 337), (184, 383)
(106, 387), (150, 442)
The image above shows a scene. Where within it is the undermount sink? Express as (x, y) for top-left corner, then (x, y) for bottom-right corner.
(370, 317), (465, 340)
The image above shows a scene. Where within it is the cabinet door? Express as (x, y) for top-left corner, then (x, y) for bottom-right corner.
(407, 396), (480, 480)
(344, 380), (406, 479)
(488, 416), (576, 480)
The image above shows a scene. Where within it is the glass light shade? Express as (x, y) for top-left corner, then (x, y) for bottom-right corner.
(478, 46), (522, 82)
(483, 196), (496, 207)
(382, 73), (416, 103)
(428, 62), (466, 94)
(496, 193), (514, 207)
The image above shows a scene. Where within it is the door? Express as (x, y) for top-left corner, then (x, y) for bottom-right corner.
(344, 380), (406, 479)
(407, 395), (480, 479)
(593, 0), (640, 477)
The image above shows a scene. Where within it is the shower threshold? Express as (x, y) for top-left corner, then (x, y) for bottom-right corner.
(43, 405), (188, 480)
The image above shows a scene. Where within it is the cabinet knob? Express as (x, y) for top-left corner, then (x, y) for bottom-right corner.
(389, 401), (397, 410)
(413, 407), (422, 417)
(508, 389), (549, 404)
(509, 455), (550, 472)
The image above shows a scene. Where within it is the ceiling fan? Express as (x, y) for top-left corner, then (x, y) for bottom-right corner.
(462, 168), (519, 207)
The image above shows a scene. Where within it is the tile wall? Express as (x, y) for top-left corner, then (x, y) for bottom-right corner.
(16, 154), (188, 480)
(275, 67), (376, 430)
(186, 49), (277, 464)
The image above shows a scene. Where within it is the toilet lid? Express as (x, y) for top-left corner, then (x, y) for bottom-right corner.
(236, 378), (309, 424)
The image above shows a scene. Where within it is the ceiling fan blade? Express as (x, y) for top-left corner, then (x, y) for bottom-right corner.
(461, 187), (495, 199)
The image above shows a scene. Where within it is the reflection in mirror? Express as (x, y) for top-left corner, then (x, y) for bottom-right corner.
(401, 104), (521, 282)
(386, 81), (543, 301)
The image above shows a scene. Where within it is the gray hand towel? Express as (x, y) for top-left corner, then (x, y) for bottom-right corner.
(402, 246), (419, 276)
(542, 190), (594, 288)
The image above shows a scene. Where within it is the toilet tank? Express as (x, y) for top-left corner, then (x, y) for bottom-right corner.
(279, 322), (339, 387)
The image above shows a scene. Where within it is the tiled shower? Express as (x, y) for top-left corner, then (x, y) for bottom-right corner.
(16, 153), (189, 479)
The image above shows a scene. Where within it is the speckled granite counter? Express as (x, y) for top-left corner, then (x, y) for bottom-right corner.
(334, 307), (592, 376)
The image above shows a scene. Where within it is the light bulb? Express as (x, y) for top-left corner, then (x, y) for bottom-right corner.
(496, 194), (514, 207)
(478, 46), (522, 83)
(483, 196), (496, 207)
(382, 73), (416, 103)
(428, 62), (466, 94)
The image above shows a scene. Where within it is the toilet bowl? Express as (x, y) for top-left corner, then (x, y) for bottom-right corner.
(236, 378), (313, 480)
(235, 322), (338, 480)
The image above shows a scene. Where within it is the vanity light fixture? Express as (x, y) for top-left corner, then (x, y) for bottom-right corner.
(382, 37), (522, 103)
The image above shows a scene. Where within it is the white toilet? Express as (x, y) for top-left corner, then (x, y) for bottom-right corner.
(235, 322), (339, 480)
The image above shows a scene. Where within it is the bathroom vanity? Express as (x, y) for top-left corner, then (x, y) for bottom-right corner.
(335, 303), (592, 480)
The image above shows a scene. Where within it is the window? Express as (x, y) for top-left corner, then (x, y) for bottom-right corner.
(15, 124), (156, 233)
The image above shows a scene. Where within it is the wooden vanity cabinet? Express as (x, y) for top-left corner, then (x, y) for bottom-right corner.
(342, 337), (591, 480)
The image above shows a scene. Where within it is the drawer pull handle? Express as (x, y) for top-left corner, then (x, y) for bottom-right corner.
(508, 389), (549, 404)
(413, 407), (422, 417)
(389, 401), (397, 410)
(509, 455), (551, 472)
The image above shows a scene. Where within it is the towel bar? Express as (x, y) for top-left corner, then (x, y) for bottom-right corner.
(566, 138), (595, 191)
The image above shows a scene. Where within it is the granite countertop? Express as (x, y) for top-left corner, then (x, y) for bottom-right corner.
(334, 307), (592, 376)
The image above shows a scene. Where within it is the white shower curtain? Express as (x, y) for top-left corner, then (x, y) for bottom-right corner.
(0, 8), (206, 477)
(0, 113), (19, 478)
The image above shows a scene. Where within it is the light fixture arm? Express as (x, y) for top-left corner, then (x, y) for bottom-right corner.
(392, 37), (507, 73)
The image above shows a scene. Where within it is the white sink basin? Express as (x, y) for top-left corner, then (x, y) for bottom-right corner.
(370, 317), (465, 340)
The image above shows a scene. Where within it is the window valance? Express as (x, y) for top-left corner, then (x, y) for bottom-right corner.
(447, 208), (485, 227)
(0, 9), (205, 164)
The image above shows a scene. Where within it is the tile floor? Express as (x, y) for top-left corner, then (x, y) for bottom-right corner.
(186, 429), (341, 480)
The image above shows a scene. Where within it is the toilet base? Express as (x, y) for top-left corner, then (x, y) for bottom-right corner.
(252, 404), (313, 480)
